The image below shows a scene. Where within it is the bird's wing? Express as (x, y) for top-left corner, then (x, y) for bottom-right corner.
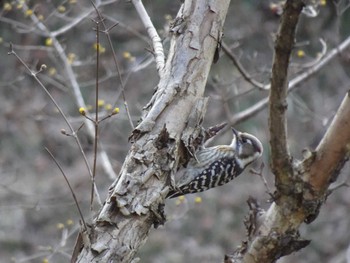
(193, 146), (233, 167)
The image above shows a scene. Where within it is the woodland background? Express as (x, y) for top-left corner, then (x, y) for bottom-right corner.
(0, 0), (350, 262)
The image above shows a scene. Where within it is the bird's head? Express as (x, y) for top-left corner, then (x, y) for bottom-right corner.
(230, 128), (263, 167)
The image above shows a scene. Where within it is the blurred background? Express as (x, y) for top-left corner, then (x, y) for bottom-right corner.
(1, 0), (350, 262)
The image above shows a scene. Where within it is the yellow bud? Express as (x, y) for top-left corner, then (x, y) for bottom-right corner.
(105, 104), (112, 111)
(42, 258), (49, 263)
(164, 14), (172, 21)
(79, 107), (86, 116)
(57, 5), (66, 13)
(175, 195), (185, 205)
(66, 219), (74, 225)
(297, 49), (305, 58)
(48, 67), (56, 76)
(178, 195), (185, 201)
(93, 43), (106, 54)
(45, 38), (53, 46)
(25, 9), (33, 17)
(3, 2), (12, 11)
(67, 53), (76, 64)
(97, 99), (105, 107)
(69, 0), (77, 4)
(112, 107), (120, 114)
(56, 223), (65, 230)
(320, 0), (326, 6)
(38, 14), (44, 21)
(123, 51), (131, 59)
(194, 196), (202, 203)
(0, 38), (3, 44)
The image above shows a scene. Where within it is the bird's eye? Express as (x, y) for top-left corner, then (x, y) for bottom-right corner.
(241, 137), (252, 145)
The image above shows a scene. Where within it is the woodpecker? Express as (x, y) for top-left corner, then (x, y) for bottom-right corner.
(166, 128), (263, 198)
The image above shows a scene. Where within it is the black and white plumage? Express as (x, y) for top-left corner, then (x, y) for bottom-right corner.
(166, 128), (263, 198)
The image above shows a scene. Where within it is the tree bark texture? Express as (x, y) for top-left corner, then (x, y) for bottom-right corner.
(269, 0), (304, 188)
(237, 92), (350, 263)
(73, 0), (231, 262)
(226, 1), (350, 262)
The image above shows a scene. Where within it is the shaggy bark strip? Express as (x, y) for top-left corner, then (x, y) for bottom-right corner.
(72, 1), (231, 262)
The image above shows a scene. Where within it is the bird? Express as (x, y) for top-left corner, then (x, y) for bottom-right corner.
(166, 128), (263, 198)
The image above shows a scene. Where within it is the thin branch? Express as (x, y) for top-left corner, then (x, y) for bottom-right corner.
(131, 0), (165, 77)
(19, 0), (117, 184)
(91, 1), (135, 130)
(222, 41), (269, 90)
(45, 148), (87, 231)
(230, 35), (350, 125)
(0, 16), (45, 36)
(2, 42), (54, 52)
(291, 38), (327, 69)
(90, 19), (101, 208)
(41, 0), (115, 37)
(8, 45), (102, 206)
(103, 14), (151, 44)
(51, 7), (96, 37)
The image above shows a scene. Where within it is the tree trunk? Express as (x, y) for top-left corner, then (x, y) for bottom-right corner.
(73, 0), (231, 262)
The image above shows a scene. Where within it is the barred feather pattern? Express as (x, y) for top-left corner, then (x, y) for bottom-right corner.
(166, 128), (262, 199)
(177, 157), (242, 197)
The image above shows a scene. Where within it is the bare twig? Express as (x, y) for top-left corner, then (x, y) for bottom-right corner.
(91, 1), (135, 130)
(17, 0), (116, 184)
(131, 0), (165, 77)
(2, 42), (54, 52)
(8, 44), (102, 207)
(45, 148), (87, 231)
(291, 38), (327, 69)
(103, 14), (151, 44)
(28, 0), (116, 38)
(250, 163), (272, 197)
(222, 41), (270, 90)
(230, 35), (350, 125)
(90, 19), (101, 208)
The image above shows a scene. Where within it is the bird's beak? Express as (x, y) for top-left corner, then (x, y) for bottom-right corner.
(232, 127), (243, 144)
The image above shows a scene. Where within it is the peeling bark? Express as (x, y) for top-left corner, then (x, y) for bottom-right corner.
(72, 1), (231, 262)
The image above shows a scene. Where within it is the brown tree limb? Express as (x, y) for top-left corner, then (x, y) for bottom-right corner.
(73, 1), (231, 262)
(232, 91), (350, 263)
(304, 91), (350, 194)
(225, 2), (350, 262)
(269, 0), (304, 188)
